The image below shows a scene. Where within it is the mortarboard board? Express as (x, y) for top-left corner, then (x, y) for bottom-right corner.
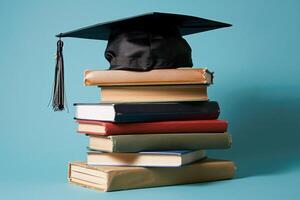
(52, 12), (231, 111)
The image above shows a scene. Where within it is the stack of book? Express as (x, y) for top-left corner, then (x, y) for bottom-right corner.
(69, 68), (235, 192)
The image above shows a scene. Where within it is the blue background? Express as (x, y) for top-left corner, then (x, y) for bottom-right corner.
(1, 0), (300, 199)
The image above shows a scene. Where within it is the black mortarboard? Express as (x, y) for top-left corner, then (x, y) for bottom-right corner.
(52, 12), (231, 111)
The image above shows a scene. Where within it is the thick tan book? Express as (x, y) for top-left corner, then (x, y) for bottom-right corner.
(88, 132), (231, 152)
(84, 68), (213, 86)
(100, 85), (208, 102)
(68, 159), (235, 192)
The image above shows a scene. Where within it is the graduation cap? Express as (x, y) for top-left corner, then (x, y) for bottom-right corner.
(52, 12), (231, 111)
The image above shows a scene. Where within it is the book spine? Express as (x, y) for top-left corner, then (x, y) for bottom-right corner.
(115, 101), (219, 113)
(109, 121), (228, 134)
(106, 160), (235, 191)
(110, 132), (231, 152)
(100, 85), (208, 103)
(77, 119), (228, 135)
(84, 69), (212, 86)
(114, 113), (219, 123)
(113, 101), (220, 122)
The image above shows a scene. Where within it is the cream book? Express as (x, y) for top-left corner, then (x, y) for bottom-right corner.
(68, 158), (236, 192)
(87, 150), (206, 167)
(100, 85), (208, 103)
(84, 68), (213, 86)
(88, 133), (231, 152)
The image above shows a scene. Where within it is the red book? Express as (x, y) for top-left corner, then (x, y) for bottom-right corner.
(76, 119), (228, 136)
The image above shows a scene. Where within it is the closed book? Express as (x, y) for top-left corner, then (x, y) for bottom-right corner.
(68, 158), (235, 192)
(74, 101), (220, 123)
(88, 132), (231, 152)
(84, 68), (213, 86)
(77, 119), (228, 135)
(100, 85), (208, 103)
(87, 150), (206, 167)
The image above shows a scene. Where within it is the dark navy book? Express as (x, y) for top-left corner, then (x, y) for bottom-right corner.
(74, 101), (220, 123)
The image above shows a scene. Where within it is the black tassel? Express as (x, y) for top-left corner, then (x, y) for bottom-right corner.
(51, 37), (65, 111)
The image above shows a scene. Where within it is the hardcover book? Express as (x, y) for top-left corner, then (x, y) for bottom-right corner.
(77, 119), (228, 135)
(87, 150), (206, 167)
(100, 85), (208, 102)
(88, 132), (231, 152)
(68, 158), (235, 192)
(84, 68), (213, 86)
(74, 101), (220, 123)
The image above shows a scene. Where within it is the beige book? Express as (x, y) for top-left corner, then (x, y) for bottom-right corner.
(84, 68), (213, 86)
(87, 150), (206, 167)
(89, 132), (231, 152)
(100, 85), (208, 103)
(68, 159), (236, 192)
